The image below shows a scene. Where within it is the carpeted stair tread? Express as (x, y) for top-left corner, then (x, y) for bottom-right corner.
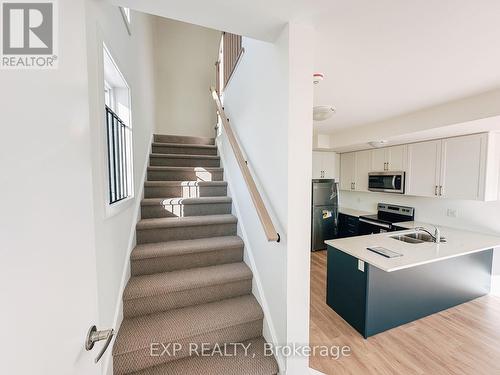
(113, 295), (263, 356)
(144, 180), (227, 187)
(129, 337), (278, 375)
(153, 134), (215, 145)
(124, 262), (252, 300)
(141, 196), (232, 206)
(152, 142), (217, 149)
(148, 166), (223, 172)
(131, 236), (244, 261)
(137, 214), (237, 230)
(150, 153), (220, 160)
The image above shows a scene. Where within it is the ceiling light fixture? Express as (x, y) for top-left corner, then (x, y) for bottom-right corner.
(313, 105), (336, 121)
(368, 140), (389, 148)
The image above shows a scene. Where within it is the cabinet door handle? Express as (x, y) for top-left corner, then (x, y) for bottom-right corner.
(439, 186), (443, 196)
(435, 186), (438, 196)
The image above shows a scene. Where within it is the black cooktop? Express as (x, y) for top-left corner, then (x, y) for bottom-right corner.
(360, 203), (415, 224)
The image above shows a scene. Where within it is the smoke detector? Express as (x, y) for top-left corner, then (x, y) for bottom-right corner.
(313, 105), (336, 121)
(313, 73), (324, 84)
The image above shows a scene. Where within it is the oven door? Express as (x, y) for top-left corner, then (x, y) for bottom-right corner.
(359, 217), (392, 235)
(368, 172), (405, 194)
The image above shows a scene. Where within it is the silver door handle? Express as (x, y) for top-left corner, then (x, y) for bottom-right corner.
(435, 185), (438, 196)
(85, 325), (115, 363)
(439, 185), (443, 196)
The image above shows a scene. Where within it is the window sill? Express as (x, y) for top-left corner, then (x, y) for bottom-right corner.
(104, 195), (135, 219)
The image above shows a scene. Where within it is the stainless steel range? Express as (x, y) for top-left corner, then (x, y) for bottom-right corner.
(358, 203), (415, 235)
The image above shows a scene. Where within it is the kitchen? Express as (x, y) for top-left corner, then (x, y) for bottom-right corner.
(309, 126), (500, 373)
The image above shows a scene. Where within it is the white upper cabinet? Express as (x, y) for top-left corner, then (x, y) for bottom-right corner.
(371, 149), (387, 171)
(340, 133), (499, 201)
(340, 152), (356, 191)
(406, 133), (497, 201)
(386, 145), (406, 171)
(406, 140), (442, 198)
(312, 151), (340, 180)
(324, 152), (340, 180)
(355, 150), (371, 192)
(440, 134), (487, 200)
(312, 152), (323, 179)
(371, 145), (407, 171)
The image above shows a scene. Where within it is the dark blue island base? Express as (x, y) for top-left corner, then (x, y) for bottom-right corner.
(326, 245), (493, 338)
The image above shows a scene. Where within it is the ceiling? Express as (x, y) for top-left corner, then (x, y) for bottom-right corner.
(313, 0), (500, 132)
(111, 0), (331, 41)
(114, 0), (500, 133)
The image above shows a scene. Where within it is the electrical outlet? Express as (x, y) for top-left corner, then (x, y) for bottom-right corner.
(447, 208), (458, 218)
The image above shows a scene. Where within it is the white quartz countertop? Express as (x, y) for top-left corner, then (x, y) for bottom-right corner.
(325, 222), (500, 272)
(338, 207), (374, 218)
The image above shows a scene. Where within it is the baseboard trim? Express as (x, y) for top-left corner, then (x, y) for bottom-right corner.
(102, 133), (153, 375)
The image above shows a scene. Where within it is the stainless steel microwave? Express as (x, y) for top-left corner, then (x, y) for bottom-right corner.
(368, 171), (405, 194)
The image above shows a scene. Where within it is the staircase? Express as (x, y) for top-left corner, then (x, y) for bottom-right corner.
(112, 134), (279, 375)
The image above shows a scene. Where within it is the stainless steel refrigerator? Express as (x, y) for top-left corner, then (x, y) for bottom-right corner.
(311, 179), (339, 251)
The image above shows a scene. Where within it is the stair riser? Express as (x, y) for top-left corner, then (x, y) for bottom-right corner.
(154, 135), (215, 145)
(144, 185), (227, 199)
(141, 203), (232, 219)
(150, 157), (220, 168)
(131, 248), (244, 276)
(124, 280), (252, 318)
(152, 145), (217, 156)
(113, 320), (263, 375)
(147, 170), (224, 182)
(137, 223), (237, 244)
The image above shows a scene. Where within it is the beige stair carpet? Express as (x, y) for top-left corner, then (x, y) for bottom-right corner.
(112, 134), (278, 375)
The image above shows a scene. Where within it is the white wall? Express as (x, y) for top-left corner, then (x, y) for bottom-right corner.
(285, 22), (314, 375)
(84, 2), (157, 373)
(222, 23), (314, 374)
(0, 0), (99, 374)
(154, 17), (220, 138)
(221, 30), (290, 363)
(330, 88), (500, 150)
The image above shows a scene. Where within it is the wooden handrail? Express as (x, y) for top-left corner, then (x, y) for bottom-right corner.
(210, 88), (280, 242)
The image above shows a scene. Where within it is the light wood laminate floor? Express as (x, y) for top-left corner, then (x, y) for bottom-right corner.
(309, 250), (500, 375)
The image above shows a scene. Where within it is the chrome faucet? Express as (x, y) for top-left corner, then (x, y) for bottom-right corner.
(415, 225), (442, 243)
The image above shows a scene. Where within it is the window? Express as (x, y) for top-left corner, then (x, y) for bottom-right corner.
(120, 7), (131, 35)
(103, 45), (133, 205)
(104, 81), (114, 108)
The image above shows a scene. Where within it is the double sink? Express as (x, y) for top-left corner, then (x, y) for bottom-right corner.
(390, 232), (445, 244)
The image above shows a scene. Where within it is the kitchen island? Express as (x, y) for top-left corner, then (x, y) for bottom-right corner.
(325, 224), (500, 338)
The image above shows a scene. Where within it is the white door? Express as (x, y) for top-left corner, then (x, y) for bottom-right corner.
(355, 150), (371, 192)
(407, 140), (442, 197)
(1, 5), (102, 370)
(371, 148), (387, 171)
(440, 134), (487, 200)
(312, 151), (323, 179)
(387, 145), (406, 171)
(340, 152), (356, 190)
